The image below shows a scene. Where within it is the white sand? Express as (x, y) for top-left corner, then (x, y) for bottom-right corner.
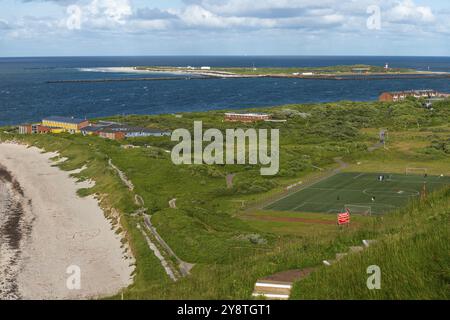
(78, 66), (188, 75)
(0, 143), (134, 300)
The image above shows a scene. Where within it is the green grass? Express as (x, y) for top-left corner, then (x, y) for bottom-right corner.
(213, 65), (415, 75)
(136, 64), (415, 75)
(290, 187), (450, 300)
(265, 172), (450, 214)
(1, 97), (449, 299)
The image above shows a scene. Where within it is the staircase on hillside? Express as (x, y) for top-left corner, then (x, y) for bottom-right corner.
(252, 280), (292, 300)
(253, 240), (377, 299)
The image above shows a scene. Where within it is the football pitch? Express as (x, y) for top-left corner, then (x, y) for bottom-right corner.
(265, 172), (450, 215)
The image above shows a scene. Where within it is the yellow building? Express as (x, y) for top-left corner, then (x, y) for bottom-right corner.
(42, 116), (89, 134)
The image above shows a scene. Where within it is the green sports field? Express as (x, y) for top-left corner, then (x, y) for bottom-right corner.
(265, 172), (450, 215)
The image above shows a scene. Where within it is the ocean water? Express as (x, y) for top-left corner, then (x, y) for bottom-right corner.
(0, 56), (449, 126)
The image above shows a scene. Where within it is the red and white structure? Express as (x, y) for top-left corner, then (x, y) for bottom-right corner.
(337, 210), (350, 226)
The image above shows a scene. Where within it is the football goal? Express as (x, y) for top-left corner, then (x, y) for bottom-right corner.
(345, 204), (372, 216)
(405, 168), (428, 175)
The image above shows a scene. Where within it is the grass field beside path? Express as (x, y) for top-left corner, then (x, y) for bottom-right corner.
(1, 97), (449, 299)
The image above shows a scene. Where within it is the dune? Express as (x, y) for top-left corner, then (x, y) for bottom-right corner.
(0, 142), (134, 300)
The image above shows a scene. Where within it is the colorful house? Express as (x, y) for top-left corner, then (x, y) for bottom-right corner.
(18, 124), (51, 134)
(379, 90), (444, 102)
(97, 125), (171, 140)
(42, 116), (90, 134)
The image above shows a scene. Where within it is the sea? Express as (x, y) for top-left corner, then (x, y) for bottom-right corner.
(0, 56), (449, 126)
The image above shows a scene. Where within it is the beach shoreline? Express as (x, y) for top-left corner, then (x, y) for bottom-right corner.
(0, 142), (134, 300)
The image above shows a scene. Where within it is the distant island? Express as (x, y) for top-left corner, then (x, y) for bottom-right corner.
(133, 64), (445, 78)
(46, 65), (450, 85)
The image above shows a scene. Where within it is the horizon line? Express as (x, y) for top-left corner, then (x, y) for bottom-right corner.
(1, 54), (450, 59)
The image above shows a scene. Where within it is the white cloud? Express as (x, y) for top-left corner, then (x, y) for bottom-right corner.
(4, 0), (448, 40)
(87, 0), (132, 24)
(0, 19), (11, 30)
(176, 5), (277, 29)
(386, 0), (435, 24)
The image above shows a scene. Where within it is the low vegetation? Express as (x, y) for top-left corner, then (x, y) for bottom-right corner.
(136, 64), (415, 76)
(1, 97), (449, 299)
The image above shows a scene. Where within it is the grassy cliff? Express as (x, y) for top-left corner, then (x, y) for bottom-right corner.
(290, 187), (450, 299)
(1, 98), (449, 299)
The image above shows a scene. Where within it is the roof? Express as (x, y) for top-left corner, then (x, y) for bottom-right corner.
(42, 116), (88, 124)
(81, 125), (105, 132)
(107, 126), (170, 134)
(386, 89), (438, 95)
(89, 124), (170, 134)
(225, 112), (270, 117)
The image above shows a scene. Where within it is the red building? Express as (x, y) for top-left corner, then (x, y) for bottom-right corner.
(18, 124), (32, 134)
(99, 130), (126, 140)
(224, 112), (271, 123)
(18, 124), (51, 134)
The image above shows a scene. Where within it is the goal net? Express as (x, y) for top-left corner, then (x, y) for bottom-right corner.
(405, 168), (428, 175)
(345, 204), (372, 216)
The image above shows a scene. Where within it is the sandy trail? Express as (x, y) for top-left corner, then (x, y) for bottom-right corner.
(0, 143), (134, 300)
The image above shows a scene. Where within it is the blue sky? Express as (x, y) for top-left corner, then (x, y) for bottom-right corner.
(0, 0), (449, 56)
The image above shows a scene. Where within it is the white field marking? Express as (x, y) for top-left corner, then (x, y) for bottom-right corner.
(383, 179), (448, 185)
(292, 201), (350, 212)
(255, 282), (292, 289)
(327, 208), (342, 214)
(252, 293), (289, 299)
(353, 173), (365, 179)
(264, 172), (342, 208)
(291, 202), (308, 211)
(345, 203), (399, 213)
(354, 176), (449, 185)
(362, 188), (419, 198)
(285, 200), (397, 214)
(345, 202), (398, 207)
(308, 187), (363, 192)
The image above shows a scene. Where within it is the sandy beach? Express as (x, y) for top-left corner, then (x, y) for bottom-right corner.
(0, 142), (134, 300)
(78, 66), (189, 75)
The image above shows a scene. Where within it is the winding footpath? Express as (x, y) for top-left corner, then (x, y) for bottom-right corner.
(109, 158), (194, 281)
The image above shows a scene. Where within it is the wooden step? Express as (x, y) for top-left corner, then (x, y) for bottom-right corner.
(335, 253), (348, 261)
(349, 246), (364, 253)
(323, 260), (334, 266)
(252, 280), (292, 300)
(252, 292), (290, 300)
(362, 239), (377, 248)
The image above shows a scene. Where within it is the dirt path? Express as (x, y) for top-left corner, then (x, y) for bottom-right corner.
(108, 157), (194, 280)
(261, 268), (315, 282)
(242, 214), (336, 225)
(143, 215), (194, 278)
(368, 142), (384, 152)
(109, 159), (134, 191)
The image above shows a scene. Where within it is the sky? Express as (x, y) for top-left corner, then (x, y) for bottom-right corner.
(0, 0), (449, 57)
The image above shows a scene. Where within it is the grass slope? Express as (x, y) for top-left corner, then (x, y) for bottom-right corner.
(290, 187), (450, 299)
(1, 97), (449, 299)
